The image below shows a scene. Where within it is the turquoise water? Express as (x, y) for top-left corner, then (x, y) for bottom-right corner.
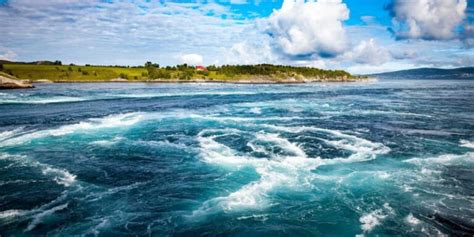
(0, 80), (473, 236)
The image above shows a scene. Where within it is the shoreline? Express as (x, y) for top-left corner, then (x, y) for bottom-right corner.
(37, 78), (376, 84)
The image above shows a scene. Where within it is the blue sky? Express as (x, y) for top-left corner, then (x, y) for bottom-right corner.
(0, 0), (472, 74)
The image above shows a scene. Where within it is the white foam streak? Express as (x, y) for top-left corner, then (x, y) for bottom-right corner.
(106, 91), (257, 99)
(255, 132), (307, 158)
(90, 136), (124, 147)
(404, 152), (474, 165)
(0, 209), (24, 219)
(0, 192), (69, 230)
(460, 140), (474, 149)
(25, 203), (69, 232)
(0, 153), (77, 187)
(1, 113), (143, 146)
(0, 127), (24, 141)
(0, 96), (85, 104)
(266, 125), (390, 161)
(196, 125), (389, 213)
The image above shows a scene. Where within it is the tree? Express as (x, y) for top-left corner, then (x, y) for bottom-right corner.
(0, 64), (3, 71)
(119, 73), (128, 79)
(145, 62), (159, 69)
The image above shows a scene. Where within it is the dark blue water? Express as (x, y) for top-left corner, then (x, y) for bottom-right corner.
(0, 80), (473, 236)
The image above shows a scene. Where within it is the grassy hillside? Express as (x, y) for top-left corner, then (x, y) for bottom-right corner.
(2, 64), (147, 81)
(0, 62), (358, 82)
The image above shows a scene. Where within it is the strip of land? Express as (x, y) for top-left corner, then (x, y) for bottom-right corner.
(0, 61), (369, 87)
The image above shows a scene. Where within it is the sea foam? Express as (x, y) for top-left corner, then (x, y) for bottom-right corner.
(460, 140), (474, 149)
(195, 125), (389, 213)
(359, 209), (386, 233)
(0, 112), (144, 146)
(0, 153), (77, 187)
(25, 203), (69, 232)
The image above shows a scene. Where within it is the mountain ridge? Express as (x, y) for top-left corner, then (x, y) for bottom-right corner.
(369, 67), (474, 79)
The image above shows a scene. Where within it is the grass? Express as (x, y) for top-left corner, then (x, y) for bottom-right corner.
(2, 64), (147, 81)
(1, 63), (361, 82)
(1, 64), (256, 82)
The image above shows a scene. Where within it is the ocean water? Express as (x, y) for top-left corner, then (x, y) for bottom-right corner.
(0, 80), (473, 236)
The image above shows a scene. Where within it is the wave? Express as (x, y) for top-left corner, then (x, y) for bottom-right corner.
(405, 213), (421, 226)
(41, 167), (76, 187)
(264, 125), (390, 162)
(105, 91), (258, 99)
(90, 136), (124, 147)
(404, 152), (474, 166)
(0, 127), (24, 141)
(359, 209), (387, 233)
(249, 107), (261, 114)
(460, 140), (474, 149)
(1, 112), (144, 146)
(350, 110), (432, 118)
(0, 153), (76, 187)
(194, 125), (390, 214)
(0, 191), (69, 230)
(25, 203), (69, 232)
(0, 91), (264, 105)
(0, 96), (86, 104)
(0, 209), (24, 219)
(359, 203), (394, 234)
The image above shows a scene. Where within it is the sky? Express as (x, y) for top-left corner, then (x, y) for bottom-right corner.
(0, 0), (473, 74)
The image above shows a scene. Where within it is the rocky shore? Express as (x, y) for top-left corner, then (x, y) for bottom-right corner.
(0, 75), (34, 89)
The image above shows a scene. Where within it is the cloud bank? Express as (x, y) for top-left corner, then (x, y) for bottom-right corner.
(388, 0), (467, 40)
(180, 54), (204, 65)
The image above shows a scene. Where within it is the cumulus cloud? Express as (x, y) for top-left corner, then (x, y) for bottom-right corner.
(180, 53), (203, 65)
(387, 0), (467, 40)
(265, 0), (349, 58)
(348, 39), (392, 65)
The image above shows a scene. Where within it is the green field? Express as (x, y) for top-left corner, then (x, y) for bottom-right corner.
(2, 64), (147, 81)
(1, 63), (359, 82)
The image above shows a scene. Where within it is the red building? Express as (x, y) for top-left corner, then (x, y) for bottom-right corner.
(195, 65), (207, 71)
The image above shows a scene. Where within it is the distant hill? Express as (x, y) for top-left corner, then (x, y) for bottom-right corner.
(370, 67), (474, 79)
(0, 60), (63, 65)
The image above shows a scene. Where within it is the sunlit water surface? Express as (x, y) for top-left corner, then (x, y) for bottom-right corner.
(0, 80), (473, 236)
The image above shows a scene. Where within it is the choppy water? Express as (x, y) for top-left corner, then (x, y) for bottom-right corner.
(0, 80), (473, 236)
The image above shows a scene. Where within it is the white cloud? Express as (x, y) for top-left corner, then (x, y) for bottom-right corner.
(180, 53), (203, 65)
(346, 62), (416, 75)
(229, 0), (248, 4)
(388, 0), (467, 40)
(0, 1), (251, 65)
(348, 38), (392, 65)
(226, 40), (277, 65)
(265, 0), (349, 58)
(0, 48), (17, 61)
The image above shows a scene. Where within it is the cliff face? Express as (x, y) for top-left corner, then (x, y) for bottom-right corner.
(0, 75), (34, 89)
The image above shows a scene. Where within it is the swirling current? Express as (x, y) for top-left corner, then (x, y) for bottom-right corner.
(0, 80), (473, 236)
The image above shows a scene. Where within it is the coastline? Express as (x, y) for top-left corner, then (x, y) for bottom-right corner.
(40, 78), (376, 84)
